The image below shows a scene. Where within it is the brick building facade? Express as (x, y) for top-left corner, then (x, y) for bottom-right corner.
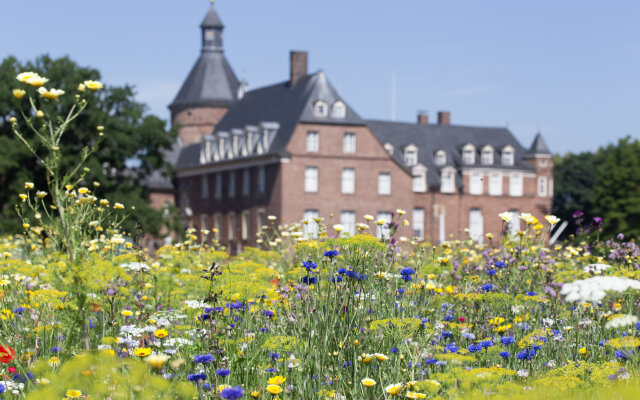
(171, 3), (553, 251)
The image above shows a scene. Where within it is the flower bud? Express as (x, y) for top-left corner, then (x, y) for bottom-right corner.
(97, 125), (104, 132)
(9, 117), (17, 125)
(77, 83), (86, 92)
(36, 110), (45, 118)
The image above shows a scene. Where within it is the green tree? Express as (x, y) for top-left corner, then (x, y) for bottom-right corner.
(0, 54), (176, 235)
(592, 136), (640, 238)
(552, 150), (600, 226)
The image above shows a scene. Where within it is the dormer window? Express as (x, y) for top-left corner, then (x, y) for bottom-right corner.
(462, 144), (476, 165)
(404, 145), (418, 167)
(384, 142), (394, 155)
(481, 146), (494, 165)
(501, 145), (515, 166)
(331, 101), (346, 118)
(440, 167), (456, 193)
(314, 101), (328, 117)
(434, 150), (446, 166)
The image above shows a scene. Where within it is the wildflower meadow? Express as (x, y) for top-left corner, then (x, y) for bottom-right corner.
(2, 72), (640, 399)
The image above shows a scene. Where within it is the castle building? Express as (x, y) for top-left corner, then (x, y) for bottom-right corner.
(172, 2), (553, 251)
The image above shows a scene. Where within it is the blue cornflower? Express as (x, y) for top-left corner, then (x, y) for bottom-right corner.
(500, 336), (515, 345)
(300, 276), (318, 284)
(324, 250), (339, 259)
(0, 383), (4, 394)
(215, 368), (231, 377)
(481, 284), (494, 292)
(50, 347), (61, 353)
(425, 358), (438, 364)
(187, 373), (207, 382)
(636, 321), (640, 330)
(516, 350), (530, 360)
(330, 275), (343, 283)
(441, 331), (452, 339)
(397, 288), (405, 295)
(270, 352), (280, 360)
(462, 332), (476, 340)
(479, 340), (494, 348)
(194, 354), (214, 364)
(220, 386), (245, 399)
(265, 367), (279, 373)
(301, 261), (318, 271)
(467, 344), (483, 353)
(261, 310), (274, 318)
(202, 383), (212, 391)
(615, 349), (634, 360)
(527, 291), (537, 296)
(337, 268), (347, 275)
(390, 347), (399, 353)
(494, 261), (507, 269)
(400, 268), (415, 281)
(444, 344), (458, 353)
(198, 313), (211, 321)
(442, 314), (454, 322)
(345, 270), (357, 278)
(499, 351), (510, 359)
(486, 269), (497, 276)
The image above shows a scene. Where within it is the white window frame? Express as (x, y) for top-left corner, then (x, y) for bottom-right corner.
(376, 211), (392, 239)
(469, 208), (484, 243)
(378, 172), (391, 195)
(509, 210), (520, 235)
(343, 132), (356, 153)
(469, 172), (483, 195)
(331, 101), (346, 118)
(340, 210), (356, 236)
(440, 168), (455, 194)
(306, 131), (319, 152)
(341, 168), (355, 194)
(201, 175), (209, 199)
(412, 166), (427, 193)
(435, 150), (446, 166)
(509, 172), (523, 197)
(228, 171), (236, 198)
(404, 145), (418, 166)
(213, 213), (221, 239)
(481, 146), (494, 165)
(314, 101), (328, 117)
(413, 208), (424, 240)
(228, 212), (236, 241)
(305, 166), (318, 193)
(537, 176), (548, 197)
(488, 172), (502, 196)
(241, 210), (250, 240)
(256, 209), (265, 235)
(502, 146), (515, 166)
(303, 209), (319, 238)
(462, 144), (476, 165)
(242, 169), (250, 196)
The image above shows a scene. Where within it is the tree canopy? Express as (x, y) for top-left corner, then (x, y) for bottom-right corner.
(0, 54), (176, 235)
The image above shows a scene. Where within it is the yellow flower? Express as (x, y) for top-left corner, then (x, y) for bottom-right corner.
(385, 383), (404, 396)
(84, 80), (103, 91)
(16, 72), (40, 83)
(545, 215), (560, 225)
(13, 89), (26, 99)
(267, 376), (286, 385)
(251, 391), (261, 398)
(396, 209), (406, 215)
(65, 389), (82, 398)
(364, 214), (374, 221)
(37, 87), (65, 99)
(406, 392), (427, 399)
(266, 384), (282, 395)
(133, 347), (152, 357)
(498, 211), (513, 222)
(333, 224), (344, 233)
(19, 193), (27, 202)
(375, 219), (386, 226)
(489, 317), (505, 325)
(219, 384), (230, 392)
(78, 187), (89, 195)
(154, 328), (168, 338)
(578, 347), (587, 355)
(121, 310), (133, 317)
(374, 353), (388, 361)
(145, 353), (169, 369)
(77, 83), (86, 92)
(361, 353), (374, 364)
(48, 356), (60, 367)
(361, 378), (376, 388)
(114, 202), (125, 210)
(36, 191), (47, 198)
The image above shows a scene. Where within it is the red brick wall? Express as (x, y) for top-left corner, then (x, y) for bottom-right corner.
(172, 107), (229, 145)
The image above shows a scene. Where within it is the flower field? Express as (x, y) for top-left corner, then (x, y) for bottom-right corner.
(1, 212), (640, 399)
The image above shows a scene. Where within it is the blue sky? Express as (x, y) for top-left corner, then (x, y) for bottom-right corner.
(2, 0), (639, 154)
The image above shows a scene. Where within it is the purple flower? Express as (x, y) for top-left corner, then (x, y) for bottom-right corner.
(194, 354), (214, 364)
(216, 368), (231, 377)
(187, 373), (207, 382)
(481, 284), (494, 292)
(220, 386), (245, 399)
(486, 269), (497, 277)
(300, 276), (318, 284)
(499, 351), (510, 359)
(500, 336), (515, 345)
(467, 344), (482, 353)
(323, 250), (339, 259)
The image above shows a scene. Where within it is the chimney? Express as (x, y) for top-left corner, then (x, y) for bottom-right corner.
(417, 111), (428, 125)
(290, 51), (308, 86)
(437, 111), (451, 125)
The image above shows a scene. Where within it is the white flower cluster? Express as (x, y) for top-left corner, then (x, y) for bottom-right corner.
(605, 314), (639, 329)
(119, 262), (150, 272)
(561, 276), (640, 302)
(184, 300), (209, 309)
(0, 380), (24, 395)
(583, 263), (611, 275)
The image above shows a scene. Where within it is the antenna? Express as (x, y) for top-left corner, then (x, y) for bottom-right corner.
(391, 70), (396, 121)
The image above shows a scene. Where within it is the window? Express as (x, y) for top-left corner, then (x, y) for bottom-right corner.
(413, 168), (427, 193)
(489, 172), (502, 196)
(214, 173), (222, 199)
(228, 213), (236, 241)
(469, 172), (483, 195)
(404, 147), (417, 166)
(340, 210), (356, 236)
(378, 173), (391, 195)
(502, 147), (514, 166)
(343, 133), (356, 153)
(305, 167), (318, 192)
(314, 101), (328, 117)
(241, 211), (250, 240)
(435, 150), (446, 166)
(481, 147), (494, 165)
(509, 172), (523, 197)
(331, 101), (346, 118)
(342, 168), (355, 194)
(469, 209), (484, 243)
(383, 143), (394, 155)
(213, 214), (221, 239)
(462, 144), (476, 165)
(413, 208), (424, 240)
(306, 131), (319, 152)
(376, 211), (392, 239)
(303, 209), (319, 238)
(201, 175), (209, 199)
(537, 176), (548, 197)
(509, 210), (520, 235)
(242, 169), (250, 196)
(228, 171), (236, 197)
(200, 214), (209, 231)
(440, 169), (455, 193)
(257, 209), (265, 234)
(258, 166), (266, 193)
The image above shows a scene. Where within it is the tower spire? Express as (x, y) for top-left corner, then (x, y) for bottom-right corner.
(201, 0), (224, 52)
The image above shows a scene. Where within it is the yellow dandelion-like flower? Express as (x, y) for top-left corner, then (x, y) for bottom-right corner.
(266, 384), (282, 395)
(65, 389), (82, 398)
(78, 187), (89, 195)
(114, 203), (125, 210)
(545, 215), (560, 225)
(13, 89), (26, 99)
(250, 391), (260, 398)
(145, 353), (169, 369)
(498, 211), (513, 222)
(267, 376), (286, 385)
(19, 193), (27, 202)
(16, 72), (40, 83)
(374, 353), (389, 361)
(133, 347), (152, 357)
(385, 383), (404, 396)
(48, 356), (60, 367)
(84, 80), (103, 91)
(406, 392), (427, 399)
(37, 87), (65, 99)
(154, 328), (168, 338)
(361, 378), (376, 388)
(121, 310), (133, 317)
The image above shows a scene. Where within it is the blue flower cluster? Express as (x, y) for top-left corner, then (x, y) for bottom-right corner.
(301, 261), (318, 271)
(301, 276), (318, 284)
(187, 372), (207, 382)
(220, 386), (245, 399)
(494, 261), (507, 268)
(194, 354), (214, 364)
(323, 250), (339, 259)
(216, 368), (231, 377)
(400, 268), (415, 281)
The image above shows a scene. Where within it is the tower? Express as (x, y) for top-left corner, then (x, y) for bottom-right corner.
(169, 1), (240, 145)
(525, 132), (553, 214)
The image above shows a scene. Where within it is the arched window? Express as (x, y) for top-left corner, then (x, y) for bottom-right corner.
(481, 146), (494, 165)
(501, 145), (515, 166)
(434, 150), (447, 166)
(331, 101), (346, 118)
(462, 144), (476, 165)
(314, 101), (328, 117)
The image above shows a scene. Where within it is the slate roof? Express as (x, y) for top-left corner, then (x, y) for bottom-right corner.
(366, 120), (536, 188)
(201, 3), (224, 28)
(526, 132), (552, 156)
(177, 71), (365, 170)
